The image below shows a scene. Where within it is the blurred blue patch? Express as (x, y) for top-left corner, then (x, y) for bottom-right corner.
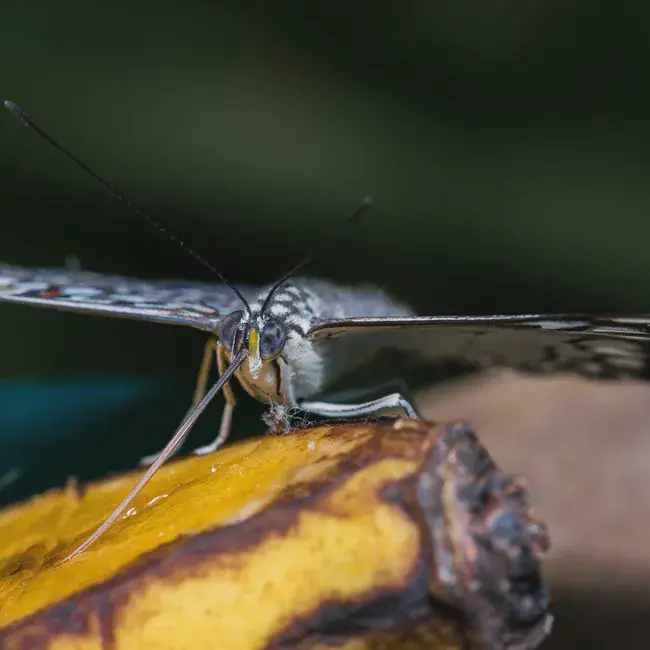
(0, 376), (262, 507)
(0, 376), (183, 506)
(0, 377), (167, 442)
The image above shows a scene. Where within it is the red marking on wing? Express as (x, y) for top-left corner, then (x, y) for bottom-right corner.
(40, 286), (62, 297)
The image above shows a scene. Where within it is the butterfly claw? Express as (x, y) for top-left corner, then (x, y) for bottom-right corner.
(138, 449), (166, 468)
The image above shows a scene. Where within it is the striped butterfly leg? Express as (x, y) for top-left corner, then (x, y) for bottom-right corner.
(304, 378), (419, 411)
(298, 379), (419, 421)
(191, 342), (237, 455)
(139, 336), (235, 466)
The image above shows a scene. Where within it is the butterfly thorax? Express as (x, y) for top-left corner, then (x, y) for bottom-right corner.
(219, 279), (415, 405)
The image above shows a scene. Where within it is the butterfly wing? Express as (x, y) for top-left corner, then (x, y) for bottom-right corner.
(0, 264), (254, 330)
(308, 314), (650, 382)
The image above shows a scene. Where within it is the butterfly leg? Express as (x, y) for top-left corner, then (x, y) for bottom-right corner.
(298, 391), (418, 420)
(191, 343), (237, 456)
(139, 336), (220, 466)
(308, 378), (418, 413)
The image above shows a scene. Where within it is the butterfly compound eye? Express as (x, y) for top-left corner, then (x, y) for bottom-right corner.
(259, 319), (286, 360)
(218, 310), (245, 350)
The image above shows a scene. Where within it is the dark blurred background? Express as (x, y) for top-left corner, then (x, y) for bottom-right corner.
(1, 2), (650, 647)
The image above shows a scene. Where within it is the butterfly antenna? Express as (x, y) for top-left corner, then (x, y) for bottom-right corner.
(4, 100), (252, 316)
(260, 195), (373, 314)
(61, 348), (248, 563)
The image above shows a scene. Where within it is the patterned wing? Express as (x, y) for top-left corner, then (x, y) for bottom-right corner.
(0, 264), (254, 330)
(308, 314), (650, 381)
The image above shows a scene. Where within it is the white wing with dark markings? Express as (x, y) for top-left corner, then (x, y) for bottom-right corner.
(308, 314), (650, 381)
(0, 264), (255, 330)
(4, 263), (650, 384)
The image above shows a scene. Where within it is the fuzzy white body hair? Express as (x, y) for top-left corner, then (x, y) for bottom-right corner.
(246, 277), (415, 401)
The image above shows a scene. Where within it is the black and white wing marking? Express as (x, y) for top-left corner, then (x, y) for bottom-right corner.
(0, 264), (254, 330)
(308, 315), (650, 381)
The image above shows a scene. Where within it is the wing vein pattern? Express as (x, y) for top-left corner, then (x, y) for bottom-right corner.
(0, 264), (258, 329)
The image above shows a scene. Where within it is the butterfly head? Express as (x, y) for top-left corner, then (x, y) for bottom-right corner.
(218, 308), (287, 380)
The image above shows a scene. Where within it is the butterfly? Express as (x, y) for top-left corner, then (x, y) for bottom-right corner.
(5, 100), (650, 561)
